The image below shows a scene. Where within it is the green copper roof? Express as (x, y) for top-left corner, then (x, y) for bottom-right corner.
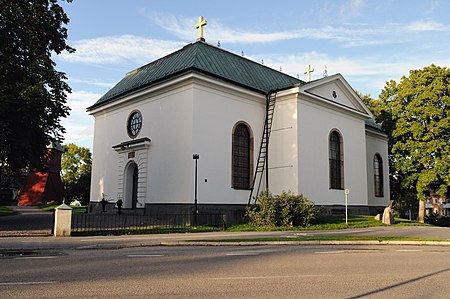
(88, 41), (303, 110)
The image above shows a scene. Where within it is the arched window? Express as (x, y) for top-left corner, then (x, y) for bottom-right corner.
(374, 154), (384, 197)
(232, 123), (252, 189)
(329, 130), (344, 189)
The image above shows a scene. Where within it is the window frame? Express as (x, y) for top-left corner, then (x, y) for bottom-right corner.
(231, 122), (253, 190)
(374, 153), (384, 197)
(127, 110), (143, 138)
(329, 130), (344, 190)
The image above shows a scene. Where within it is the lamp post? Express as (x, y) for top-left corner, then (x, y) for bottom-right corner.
(344, 188), (350, 224)
(193, 154), (199, 228)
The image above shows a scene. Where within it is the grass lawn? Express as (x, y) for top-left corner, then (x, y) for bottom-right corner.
(226, 215), (427, 232)
(58, 212), (429, 238)
(40, 205), (88, 214)
(0, 206), (17, 216)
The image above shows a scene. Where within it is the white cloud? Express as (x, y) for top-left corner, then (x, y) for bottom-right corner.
(255, 50), (450, 97)
(60, 35), (185, 65)
(340, 0), (366, 19)
(69, 78), (115, 89)
(61, 91), (101, 149)
(67, 90), (101, 113)
(146, 12), (412, 48)
(405, 21), (446, 32)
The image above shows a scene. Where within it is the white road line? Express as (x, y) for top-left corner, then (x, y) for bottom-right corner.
(15, 256), (58, 260)
(296, 229), (375, 236)
(396, 249), (423, 252)
(226, 253), (260, 256)
(315, 251), (346, 254)
(21, 241), (49, 243)
(209, 274), (331, 280)
(0, 281), (57, 285)
(127, 254), (164, 257)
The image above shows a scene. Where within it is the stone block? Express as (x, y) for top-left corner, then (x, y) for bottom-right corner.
(54, 204), (72, 237)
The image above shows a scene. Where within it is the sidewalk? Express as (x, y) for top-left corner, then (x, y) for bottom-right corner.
(0, 226), (449, 253)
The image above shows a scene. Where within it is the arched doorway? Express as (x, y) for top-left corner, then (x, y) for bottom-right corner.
(124, 162), (138, 209)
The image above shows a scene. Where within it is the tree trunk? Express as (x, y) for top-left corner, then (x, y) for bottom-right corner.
(418, 200), (425, 223)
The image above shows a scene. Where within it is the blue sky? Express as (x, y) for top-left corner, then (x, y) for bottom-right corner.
(55, 0), (450, 150)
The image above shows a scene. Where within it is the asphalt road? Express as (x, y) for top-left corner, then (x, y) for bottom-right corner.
(2, 245), (450, 298)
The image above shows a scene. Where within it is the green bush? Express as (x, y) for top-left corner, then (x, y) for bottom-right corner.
(246, 190), (317, 227)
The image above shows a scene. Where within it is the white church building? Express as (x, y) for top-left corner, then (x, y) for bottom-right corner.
(87, 22), (389, 218)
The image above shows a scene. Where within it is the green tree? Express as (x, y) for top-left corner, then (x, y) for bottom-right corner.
(0, 0), (74, 184)
(357, 91), (418, 218)
(374, 65), (450, 222)
(61, 144), (91, 205)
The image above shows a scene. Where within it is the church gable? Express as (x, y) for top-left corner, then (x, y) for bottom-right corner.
(301, 74), (372, 117)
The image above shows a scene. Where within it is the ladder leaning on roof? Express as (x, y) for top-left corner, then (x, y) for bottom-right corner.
(248, 90), (277, 205)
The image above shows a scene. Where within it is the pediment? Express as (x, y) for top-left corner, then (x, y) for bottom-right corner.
(300, 74), (372, 117)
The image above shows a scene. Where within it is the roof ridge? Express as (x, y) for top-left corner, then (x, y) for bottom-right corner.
(195, 41), (304, 83)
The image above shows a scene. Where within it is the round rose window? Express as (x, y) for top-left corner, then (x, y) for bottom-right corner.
(127, 111), (142, 138)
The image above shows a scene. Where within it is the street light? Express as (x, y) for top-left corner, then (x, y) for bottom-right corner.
(344, 188), (350, 224)
(193, 154), (199, 227)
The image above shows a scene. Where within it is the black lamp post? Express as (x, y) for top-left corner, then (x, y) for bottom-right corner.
(193, 154), (199, 227)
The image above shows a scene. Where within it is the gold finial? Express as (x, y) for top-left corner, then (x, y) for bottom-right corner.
(195, 16), (207, 42)
(304, 65), (314, 82)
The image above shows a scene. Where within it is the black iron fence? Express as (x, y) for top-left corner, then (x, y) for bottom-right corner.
(71, 213), (227, 234)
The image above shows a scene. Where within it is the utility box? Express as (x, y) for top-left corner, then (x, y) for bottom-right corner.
(54, 204), (72, 237)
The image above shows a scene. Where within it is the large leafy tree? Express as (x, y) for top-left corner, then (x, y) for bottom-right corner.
(358, 91), (419, 219)
(373, 65), (450, 222)
(0, 0), (74, 184)
(61, 143), (91, 205)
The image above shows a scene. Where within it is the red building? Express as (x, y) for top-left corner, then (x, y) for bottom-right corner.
(17, 143), (64, 206)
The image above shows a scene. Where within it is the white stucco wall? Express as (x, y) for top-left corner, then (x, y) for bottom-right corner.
(90, 72), (388, 211)
(90, 75), (266, 207)
(296, 96), (369, 207)
(365, 131), (390, 208)
(191, 79), (265, 205)
(268, 93), (299, 195)
(90, 81), (195, 206)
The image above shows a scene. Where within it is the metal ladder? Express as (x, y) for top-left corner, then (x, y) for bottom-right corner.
(248, 91), (277, 205)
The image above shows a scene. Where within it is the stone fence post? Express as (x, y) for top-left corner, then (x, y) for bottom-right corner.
(54, 204), (73, 237)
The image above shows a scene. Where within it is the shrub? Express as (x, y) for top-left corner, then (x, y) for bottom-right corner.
(246, 190), (317, 227)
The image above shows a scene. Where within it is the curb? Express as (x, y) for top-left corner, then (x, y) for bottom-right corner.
(160, 240), (450, 246)
(2, 240), (450, 253)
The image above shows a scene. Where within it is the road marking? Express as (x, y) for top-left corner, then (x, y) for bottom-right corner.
(127, 254), (164, 257)
(21, 241), (49, 243)
(226, 252), (260, 256)
(0, 281), (57, 285)
(209, 274), (331, 280)
(296, 229), (375, 236)
(396, 249), (423, 252)
(315, 251), (346, 254)
(15, 256), (58, 260)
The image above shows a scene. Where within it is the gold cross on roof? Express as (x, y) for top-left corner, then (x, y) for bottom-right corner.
(195, 16), (207, 41)
(304, 65), (314, 82)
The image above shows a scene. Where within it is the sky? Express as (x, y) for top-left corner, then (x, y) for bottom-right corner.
(55, 0), (450, 150)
